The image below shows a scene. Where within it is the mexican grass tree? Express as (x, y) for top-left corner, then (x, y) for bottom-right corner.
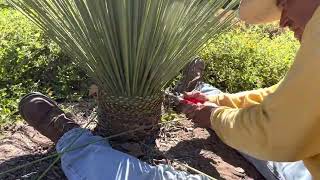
(8, 0), (239, 141)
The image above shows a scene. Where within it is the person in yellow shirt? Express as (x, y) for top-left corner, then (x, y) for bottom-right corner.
(182, 0), (320, 179)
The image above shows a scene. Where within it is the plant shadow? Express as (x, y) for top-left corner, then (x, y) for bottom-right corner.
(0, 150), (66, 180)
(0, 125), (66, 180)
(164, 129), (264, 179)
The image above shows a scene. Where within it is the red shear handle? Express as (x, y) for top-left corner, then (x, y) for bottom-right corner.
(182, 97), (205, 105)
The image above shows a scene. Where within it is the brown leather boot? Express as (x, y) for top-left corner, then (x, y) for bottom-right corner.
(19, 92), (80, 143)
(174, 57), (205, 93)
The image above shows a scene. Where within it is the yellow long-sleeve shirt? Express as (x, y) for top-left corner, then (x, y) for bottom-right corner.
(208, 7), (320, 178)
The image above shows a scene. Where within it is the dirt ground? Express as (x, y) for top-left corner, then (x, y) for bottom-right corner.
(0, 101), (264, 180)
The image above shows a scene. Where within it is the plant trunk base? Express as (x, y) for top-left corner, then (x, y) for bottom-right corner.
(94, 92), (163, 143)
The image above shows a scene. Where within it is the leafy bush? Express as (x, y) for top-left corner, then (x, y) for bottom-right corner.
(0, 7), (88, 126)
(200, 23), (300, 93)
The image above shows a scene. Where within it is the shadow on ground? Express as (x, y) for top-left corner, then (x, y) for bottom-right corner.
(0, 124), (66, 180)
(0, 150), (66, 180)
(165, 130), (264, 179)
(156, 120), (264, 179)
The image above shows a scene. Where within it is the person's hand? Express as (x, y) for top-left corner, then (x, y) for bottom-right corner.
(183, 91), (209, 102)
(180, 102), (218, 128)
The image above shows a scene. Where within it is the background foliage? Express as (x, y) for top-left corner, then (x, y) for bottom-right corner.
(0, 6), (88, 126)
(201, 23), (299, 93)
(0, 4), (299, 127)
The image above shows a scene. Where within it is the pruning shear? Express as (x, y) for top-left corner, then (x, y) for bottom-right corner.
(165, 92), (205, 106)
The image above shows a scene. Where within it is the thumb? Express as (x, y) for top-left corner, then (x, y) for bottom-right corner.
(203, 102), (218, 107)
(183, 91), (201, 98)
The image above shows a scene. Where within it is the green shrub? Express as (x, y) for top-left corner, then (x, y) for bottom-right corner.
(200, 23), (300, 93)
(0, 8), (88, 126)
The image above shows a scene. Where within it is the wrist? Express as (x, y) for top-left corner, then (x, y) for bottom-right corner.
(207, 95), (219, 103)
(208, 106), (218, 128)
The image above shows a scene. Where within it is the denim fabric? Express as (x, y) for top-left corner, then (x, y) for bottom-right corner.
(56, 128), (209, 180)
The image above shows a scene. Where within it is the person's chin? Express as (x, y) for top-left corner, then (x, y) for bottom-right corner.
(293, 28), (303, 41)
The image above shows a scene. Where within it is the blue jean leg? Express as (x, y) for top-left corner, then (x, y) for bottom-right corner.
(197, 83), (312, 180)
(195, 83), (223, 95)
(56, 128), (209, 180)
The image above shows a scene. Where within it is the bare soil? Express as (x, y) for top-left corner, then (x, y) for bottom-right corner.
(0, 101), (264, 180)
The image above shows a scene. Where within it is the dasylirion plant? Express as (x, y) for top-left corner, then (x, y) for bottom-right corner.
(8, 0), (239, 142)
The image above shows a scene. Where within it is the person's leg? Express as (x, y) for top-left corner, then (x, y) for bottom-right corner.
(19, 92), (209, 180)
(174, 57), (205, 94)
(197, 84), (312, 180)
(195, 83), (222, 95)
(57, 128), (209, 180)
(242, 154), (312, 180)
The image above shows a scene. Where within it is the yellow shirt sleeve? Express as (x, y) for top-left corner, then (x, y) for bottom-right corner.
(210, 7), (320, 163)
(208, 83), (280, 109)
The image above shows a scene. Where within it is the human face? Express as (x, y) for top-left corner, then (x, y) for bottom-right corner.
(278, 0), (320, 40)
